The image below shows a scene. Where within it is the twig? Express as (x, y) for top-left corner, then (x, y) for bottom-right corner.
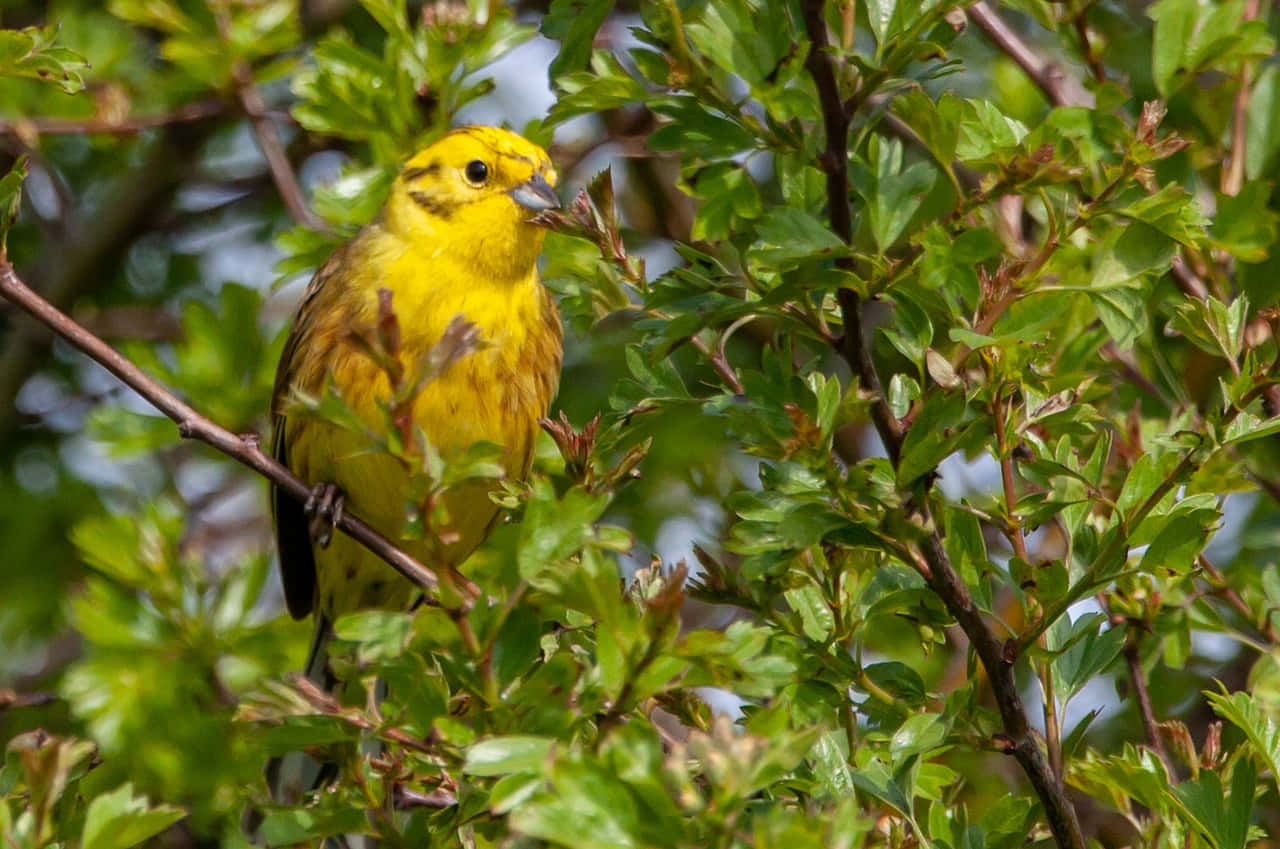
(800, 5), (1084, 848)
(0, 689), (57, 710)
(1169, 255), (1210, 302)
(801, 0), (903, 464)
(1124, 638), (1170, 767)
(966, 1), (1213, 305)
(232, 63), (328, 232)
(0, 126), (215, 445)
(1072, 12), (1106, 84)
(0, 99), (230, 137)
(0, 262), (452, 598)
(1096, 593), (1174, 773)
(1198, 554), (1279, 644)
(1223, 0), (1262, 196)
(966, 2), (1092, 108)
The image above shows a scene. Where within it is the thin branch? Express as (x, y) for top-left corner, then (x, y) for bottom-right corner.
(1169, 255), (1210, 301)
(0, 262), (459, 601)
(0, 99), (231, 137)
(0, 127), (215, 446)
(1115, 615), (1175, 774)
(1072, 12), (1106, 84)
(966, 1), (1092, 108)
(801, 0), (903, 464)
(1198, 554), (1279, 644)
(232, 62), (329, 233)
(966, 1), (1214, 306)
(800, 4), (1084, 848)
(0, 689), (57, 710)
(1223, 0), (1262, 196)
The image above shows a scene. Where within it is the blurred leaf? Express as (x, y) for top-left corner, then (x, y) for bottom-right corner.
(82, 783), (185, 849)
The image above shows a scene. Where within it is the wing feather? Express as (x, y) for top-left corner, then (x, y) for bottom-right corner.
(270, 245), (353, 620)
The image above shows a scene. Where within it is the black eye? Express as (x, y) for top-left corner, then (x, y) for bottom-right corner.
(464, 160), (489, 185)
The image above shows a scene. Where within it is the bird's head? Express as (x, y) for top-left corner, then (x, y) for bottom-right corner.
(387, 126), (559, 278)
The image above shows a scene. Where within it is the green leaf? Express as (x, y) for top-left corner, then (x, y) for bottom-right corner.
(685, 0), (791, 85)
(332, 610), (413, 663)
(1206, 688), (1280, 790)
(1223, 412), (1280, 446)
(750, 206), (846, 268)
(0, 26), (89, 93)
(1211, 183), (1280, 262)
(517, 480), (611, 579)
(0, 155), (27, 254)
(81, 783), (185, 849)
(464, 736), (555, 776)
(1167, 295), (1247, 364)
(543, 0), (615, 83)
(1149, 0), (1197, 96)
(1052, 616), (1125, 704)
(1246, 65), (1280, 180)
(1138, 513), (1210, 576)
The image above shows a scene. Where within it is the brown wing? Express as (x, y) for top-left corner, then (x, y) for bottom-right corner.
(270, 245), (352, 620)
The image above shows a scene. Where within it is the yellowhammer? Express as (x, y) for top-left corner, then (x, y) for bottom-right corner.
(265, 125), (562, 800)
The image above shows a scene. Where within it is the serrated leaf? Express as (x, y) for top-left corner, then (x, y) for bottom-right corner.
(82, 783), (185, 849)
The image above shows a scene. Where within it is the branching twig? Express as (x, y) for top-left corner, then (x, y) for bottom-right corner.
(800, 4), (1085, 848)
(0, 262), (455, 600)
(967, 2), (1214, 305)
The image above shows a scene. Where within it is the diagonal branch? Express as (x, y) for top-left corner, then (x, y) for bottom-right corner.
(232, 62), (329, 233)
(0, 262), (460, 602)
(800, 4), (1085, 848)
(966, 1), (1092, 108)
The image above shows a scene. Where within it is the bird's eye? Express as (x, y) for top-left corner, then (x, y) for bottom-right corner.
(464, 160), (489, 185)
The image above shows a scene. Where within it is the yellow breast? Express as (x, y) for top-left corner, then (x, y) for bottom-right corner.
(283, 229), (562, 616)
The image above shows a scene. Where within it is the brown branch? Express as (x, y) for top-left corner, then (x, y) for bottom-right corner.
(1223, 0), (1262, 196)
(1072, 13), (1106, 84)
(0, 689), (57, 710)
(232, 63), (329, 233)
(801, 4), (1084, 848)
(0, 262), (454, 599)
(966, 1), (1092, 108)
(1198, 554), (1279, 644)
(801, 0), (903, 464)
(1120, 624), (1174, 774)
(0, 99), (231, 137)
(0, 125), (215, 447)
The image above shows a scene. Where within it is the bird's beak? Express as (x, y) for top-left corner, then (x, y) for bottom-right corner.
(509, 173), (560, 212)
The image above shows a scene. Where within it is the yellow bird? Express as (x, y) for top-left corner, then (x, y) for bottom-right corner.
(267, 126), (562, 791)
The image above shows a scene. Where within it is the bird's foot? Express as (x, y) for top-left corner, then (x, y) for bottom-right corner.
(304, 482), (345, 549)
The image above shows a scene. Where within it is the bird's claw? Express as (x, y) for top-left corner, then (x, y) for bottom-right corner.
(304, 482), (345, 549)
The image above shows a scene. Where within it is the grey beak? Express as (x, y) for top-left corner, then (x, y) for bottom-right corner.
(509, 174), (560, 212)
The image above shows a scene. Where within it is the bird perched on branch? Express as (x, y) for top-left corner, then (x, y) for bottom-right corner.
(264, 125), (563, 804)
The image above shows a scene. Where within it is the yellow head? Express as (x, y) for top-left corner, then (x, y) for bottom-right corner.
(385, 126), (559, 281)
